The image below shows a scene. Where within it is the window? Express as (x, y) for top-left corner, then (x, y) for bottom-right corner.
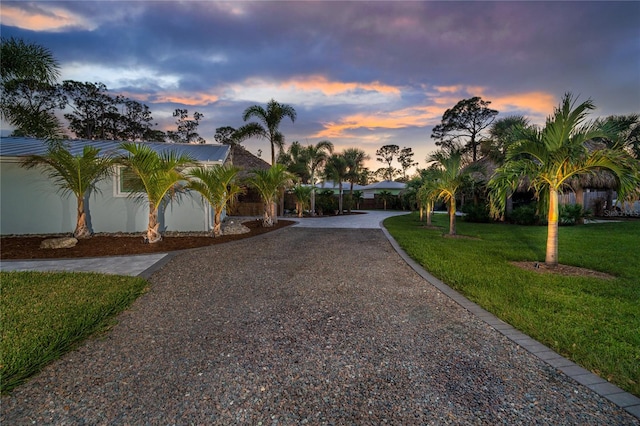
(114, 166), (142, 197)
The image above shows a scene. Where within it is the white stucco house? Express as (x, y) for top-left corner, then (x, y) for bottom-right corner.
(0, 137), (230, 235)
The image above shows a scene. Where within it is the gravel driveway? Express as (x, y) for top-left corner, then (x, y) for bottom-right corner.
(2, 227), (637, 425)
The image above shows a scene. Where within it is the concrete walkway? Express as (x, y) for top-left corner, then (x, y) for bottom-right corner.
(1, 210), (638, 420)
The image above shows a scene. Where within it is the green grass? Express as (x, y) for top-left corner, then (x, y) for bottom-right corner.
(384, 213), (640, 396)
(0, 271), (148, 393)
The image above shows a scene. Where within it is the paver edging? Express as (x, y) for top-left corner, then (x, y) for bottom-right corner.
(379, 224), (640, 420)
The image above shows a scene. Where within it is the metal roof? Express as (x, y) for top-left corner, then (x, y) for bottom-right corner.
(362, 180), (407, 190)
(0, 137), (230, 164)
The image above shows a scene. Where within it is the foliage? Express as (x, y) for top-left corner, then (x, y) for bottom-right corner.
(376, 144), (400, 181)
(62, 80), (162, 141)
(377, 190), (396, 210)
(482, 115), (531, 164)
(214, 126), (239, 145)
(398, 147), (418, 180)
(343, 148), (369, 213)
(22, 143), (115, 238)
(324, 153), (349, 214)
(1, 37), (64, 138)
(559, 203), (589, 226)
(187, 165), (244, 236)
(291, 184), (313, 217)
(305, 140), (334, 215)
(117, 142), (196, 242)
(248, 164), (294, 226)
(489, 92), (639, 266)
(431, 96), (499, 162)
(426, 147), (469, 235)
(385, 213), (640, 397)
(315, 189), (338, 215)
(509, 204), (539, 225)
(0, 271), (147, 393)
(166, 109), (205, 144)
(237, 98), (297, 165)
(461, 202), (491, 223)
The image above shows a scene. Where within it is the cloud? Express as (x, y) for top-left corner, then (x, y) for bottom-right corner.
(1, 3), (94, 31)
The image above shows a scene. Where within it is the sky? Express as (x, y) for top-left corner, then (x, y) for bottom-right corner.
(2, 0), (639, 174)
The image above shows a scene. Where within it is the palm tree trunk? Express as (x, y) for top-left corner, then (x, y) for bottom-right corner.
(575, 186), (585, 225)
(310, 188), (317, 216)
(419, 203), (424, 221)
(212, 209), (223, 237)
(338, 184), (343, 214)
(449, 199), (456, 235)
(74, 196), (91, 239)
(426, 200), (433, 226)
(348, 182), (354, 214)
(147, 203), (162, 243)
(545, 187), (559, 266)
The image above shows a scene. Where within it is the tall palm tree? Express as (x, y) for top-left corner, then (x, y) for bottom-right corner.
(236, 99), (297, 165)
(118, 142), (195, 243)
(279, 141), (311, 182)
(248, 164), (294, 226)
(343, 148), (370, 213)
(22, 143), (115, 239)
(306, 140), (334, 216)
(427, 148), (468, 235)
(187, 165), (245, 237)
(489, 93), (639, 267)
(324, 153), (349, 214)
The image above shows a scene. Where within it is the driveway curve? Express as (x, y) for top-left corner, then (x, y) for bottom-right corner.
(2, 213), (637, 424)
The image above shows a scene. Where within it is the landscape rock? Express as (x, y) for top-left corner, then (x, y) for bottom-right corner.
(40, 237), (78, 249)
(221, 220), (251, 235)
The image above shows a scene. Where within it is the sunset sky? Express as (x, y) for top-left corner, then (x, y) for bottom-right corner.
(2, 1), (639, 173)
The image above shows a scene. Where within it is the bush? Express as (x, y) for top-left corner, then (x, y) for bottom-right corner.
(315, 190), (338, 215)
(509, 204), (539, 225)
(461, 203), (491, 223)
(560, 203), (589, 225)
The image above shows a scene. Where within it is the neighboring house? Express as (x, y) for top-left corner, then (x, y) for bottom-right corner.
(313, 180), (366, 195)
(361, 180), (406, 199)
(0, 137), (230, 235)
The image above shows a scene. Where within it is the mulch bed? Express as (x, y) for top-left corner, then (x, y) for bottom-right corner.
(0, 220), (294, 260)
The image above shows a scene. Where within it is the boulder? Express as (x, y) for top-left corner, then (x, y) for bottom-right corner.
(221, 220), (250, 235)
(40, 237), (78, 249)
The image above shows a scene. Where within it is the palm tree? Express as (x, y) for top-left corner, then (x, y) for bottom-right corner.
(248, 164), (294, 226)
(1, 37), (64, 138)
(118, 142), (195, 243)
(279, 141), (311, 182)
(236, 99), (297, 165)
(306, 140), (334, 216)
(291, 184), (313, 217)
(489, 93), (639, 267)
(187, 165), (245, 237)
(427, 148), (468, 235)
(343, 148), (370, 213)
(377, 190), (395, 211)
(22, 143), (115, 239)
(324, 153), (349, 214)
(417, 169), (440, 226)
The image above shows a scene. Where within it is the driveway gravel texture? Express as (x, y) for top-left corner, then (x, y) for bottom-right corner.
(2, 227), (637, 425)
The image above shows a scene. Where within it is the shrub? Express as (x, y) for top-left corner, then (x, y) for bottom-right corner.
(509, 204), (539, 225)
(461, 203), (491, 223)
(315, 190), (338, 215)
(560, 203), (589, 225)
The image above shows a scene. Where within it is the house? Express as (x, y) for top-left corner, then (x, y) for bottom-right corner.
(0, 137), (230, 235)
(361, 180), (406, 199)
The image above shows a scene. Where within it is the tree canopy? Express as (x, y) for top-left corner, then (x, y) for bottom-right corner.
(431, 96), (498, 162)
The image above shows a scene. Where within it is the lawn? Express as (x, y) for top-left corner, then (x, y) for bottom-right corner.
(384, 212), (640, 396)
(0, 271), (148, 393)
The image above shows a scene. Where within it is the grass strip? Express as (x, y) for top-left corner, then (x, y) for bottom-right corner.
(0, 271), (148, 393)
(384, 213), (640, 396)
